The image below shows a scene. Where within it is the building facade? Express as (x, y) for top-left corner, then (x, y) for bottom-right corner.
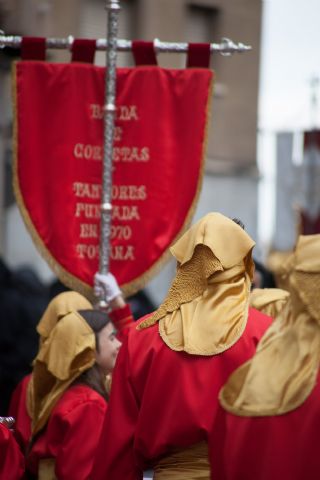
(0, 0), (262, 303)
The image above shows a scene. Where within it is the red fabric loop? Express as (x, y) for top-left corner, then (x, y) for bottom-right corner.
(187, 43), (211, 68)
(71, 39), (96, 64)
(21, 37), (46, 61)
(132, 41), (157, 66)
(300, 210), (320, 235)
(304, 130), (320, 150)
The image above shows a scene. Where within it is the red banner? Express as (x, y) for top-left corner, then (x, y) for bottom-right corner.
(13, 62), (213, 297)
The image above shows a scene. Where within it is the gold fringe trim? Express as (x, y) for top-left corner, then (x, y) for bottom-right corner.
(12, 63), (94, 301)
(12, 63), (214, 300)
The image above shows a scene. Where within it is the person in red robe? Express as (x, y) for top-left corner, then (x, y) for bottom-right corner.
(0, 421), (24, 480)
(8, 291), (93, 454)
(211, 234), (320, 480)
(26, 294), (134, 479)
(8, 273), (133, 470)
(92, 213), (273, 479)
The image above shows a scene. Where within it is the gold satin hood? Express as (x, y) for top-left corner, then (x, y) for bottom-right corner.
(138, 213), (255, 355)
(27, 291), (92, 422)
(31, 311), (96, 435)
(220, 234), (320, 416)
(36, 291), (92, 342)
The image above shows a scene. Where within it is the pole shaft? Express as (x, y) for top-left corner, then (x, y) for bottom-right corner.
(99, 0), (121, 274)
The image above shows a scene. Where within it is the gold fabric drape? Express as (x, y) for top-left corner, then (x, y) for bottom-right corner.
(38, 459), (56, 480)
(153, 441), (209, 480)
(31, 311), (95, 435)
(249, 288), (290, 318)
(267, 250), (293, 291)
(36, 291), (91, 343)
(27, 292), (92, 423)
(220, 234), (320, 416)
(138, 213), (255, 355)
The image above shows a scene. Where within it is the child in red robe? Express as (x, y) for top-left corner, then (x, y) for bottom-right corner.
(9, 273), (133, 479)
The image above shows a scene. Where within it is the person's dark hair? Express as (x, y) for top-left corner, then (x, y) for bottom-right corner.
(72, 309), (112, 402)
(78, 309), (111, 352)
(232, 218), (245, 230)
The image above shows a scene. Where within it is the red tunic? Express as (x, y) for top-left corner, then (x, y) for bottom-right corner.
(210, 373), (320, 480)
(92, 307), (272, 480)
(0, 423), (24, 480)
(8, 304), (134, 453)
(27, 385), (107, 479)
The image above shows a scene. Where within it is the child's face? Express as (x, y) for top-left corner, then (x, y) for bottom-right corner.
(95, 323), (122, 374)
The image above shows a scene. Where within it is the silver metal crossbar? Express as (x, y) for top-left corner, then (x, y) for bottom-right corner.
(0, 35), (251, 56)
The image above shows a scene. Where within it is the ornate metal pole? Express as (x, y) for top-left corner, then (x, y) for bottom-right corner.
(0, 35), (251, 54)
(99, 0), (121, 276)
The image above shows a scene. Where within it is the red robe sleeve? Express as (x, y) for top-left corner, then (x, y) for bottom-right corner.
(109, 304), (135, 342)
(8, 374), (32, 453)
(92, 334), (142, 480)
(54, 399), (106, 479)
(27, 387), (107, 479)
(0, 423), (24, 480)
